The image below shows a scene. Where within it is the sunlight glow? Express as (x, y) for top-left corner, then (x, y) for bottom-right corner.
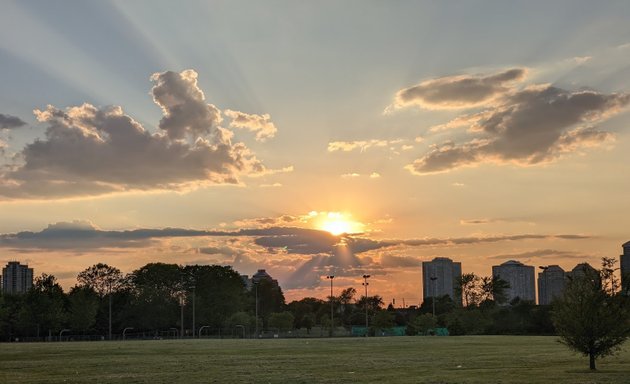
(317, 212), (363, 236)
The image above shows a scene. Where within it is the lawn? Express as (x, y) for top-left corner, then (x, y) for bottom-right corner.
(1, 336), (629, 383)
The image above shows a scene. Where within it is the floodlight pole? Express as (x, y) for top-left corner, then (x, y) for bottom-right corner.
(254, 281), (259, 338)
(362, 274), (370, 336)
(326, 275), (335, 337)
(108, 281), (112, 341)
(192, 285), (196, 338)
(430, 276), (438, 317)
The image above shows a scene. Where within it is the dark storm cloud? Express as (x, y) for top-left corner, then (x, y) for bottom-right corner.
(393, 68), (526, 110)
(0, 113), (26, 129)
(0, 70), (277, 200)
(408, 84), (629, 174)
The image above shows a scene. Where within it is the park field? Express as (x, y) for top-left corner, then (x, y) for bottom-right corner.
(1, 336), (629, 383)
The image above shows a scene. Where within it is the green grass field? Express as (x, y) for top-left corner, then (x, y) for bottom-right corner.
(1, 336), (629, 383)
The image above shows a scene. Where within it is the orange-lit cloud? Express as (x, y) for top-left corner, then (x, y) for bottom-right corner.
(224, 109), (277, 142)
(391, 68), (526, 110)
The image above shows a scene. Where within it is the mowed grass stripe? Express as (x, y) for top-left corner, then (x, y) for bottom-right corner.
(1, 336), (629, 383)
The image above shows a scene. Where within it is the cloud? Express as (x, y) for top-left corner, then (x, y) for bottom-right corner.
(224, 109), (277, 142)
(391, 68), (526, 110)
(407, 84), (629, 174)
(487, 249), (590, 260)
(341, 173), (360, 178)
(0, 70), (278, 199)
(150, 69), (222, 140)
(0, 113), (26, 129)
(379, 254), (423, 268)
(460, 217), (533, 225)
(328, 139), (398, 152)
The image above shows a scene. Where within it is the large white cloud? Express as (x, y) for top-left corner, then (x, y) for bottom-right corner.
(0, 70), (279, 199)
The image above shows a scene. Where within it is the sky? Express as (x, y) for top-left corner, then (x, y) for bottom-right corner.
(1, 0), (630, 305)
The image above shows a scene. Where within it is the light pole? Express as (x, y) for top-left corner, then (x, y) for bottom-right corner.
(362, 274), (370, 336)
(180, 295), (185, 338)
(430, 276), (438, 317)
(254, 281), (259, 338)
(108, 281), (112, 341)
(191, 285), (196, 338)
(326, 275), (335, 337)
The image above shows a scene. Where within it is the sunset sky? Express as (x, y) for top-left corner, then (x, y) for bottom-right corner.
(1, 1), (630, 305)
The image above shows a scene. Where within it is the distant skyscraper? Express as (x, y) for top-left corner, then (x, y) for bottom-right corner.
(2, 261), (34, 294)
(492, 260), (535, 303)
(422, 257), (462, 304)
(538, 265), (565, 305)
(621, 241), (630, 294)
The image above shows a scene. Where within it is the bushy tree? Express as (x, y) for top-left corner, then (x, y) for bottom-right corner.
(68, 286), (99, 333)
(268, 311), (294, 331)
(553, 263), (630, 370)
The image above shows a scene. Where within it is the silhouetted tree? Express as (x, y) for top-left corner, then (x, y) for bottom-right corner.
(553, 264), (630, 370)
(268, 311), (294, 331)
(67, 286), (99, 334)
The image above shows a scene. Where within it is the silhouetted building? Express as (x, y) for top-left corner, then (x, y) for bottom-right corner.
(492, 260), (535, 303)
(422, 257), (462, 304)
(569, 262), (597, 279)
(621, 241), (630, 294)
(538, 265), (565, 305)
(2, 261), (33, 294)
(250, 269), (280, 290)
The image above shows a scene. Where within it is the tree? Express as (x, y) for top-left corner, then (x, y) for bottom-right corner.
(21, 274), (66, 338)
(457, 273), (481, 307)
(77, 263), (126, 297)
(406, 313), (437, 335)
(68, 286), (99, 333)
(552, 264), (630, 370)
(268, 312), (294, 331)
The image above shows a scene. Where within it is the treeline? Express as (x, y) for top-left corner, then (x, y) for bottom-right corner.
(1, 259), (628, 342)
(0, 263), (285, 341)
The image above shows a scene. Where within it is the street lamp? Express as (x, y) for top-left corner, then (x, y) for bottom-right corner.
(430, 276), (438, 317)
(362, 274), (370, 335)
(254, 281), (259, 338)
(326, 275), (335, 337)
(198, 325), (210, 338)
(59, 329), (70, 341)
(108, 281), (112, 341)
(123, 327), (134, 340)
(191, 285), (196, 338)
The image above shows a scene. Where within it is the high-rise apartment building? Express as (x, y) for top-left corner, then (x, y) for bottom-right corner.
(537, 265), (565, 305)
(492, 260), (535, 303)
(2, 261), (34, 294)
(621, 241), (630, 294)
(422, 257), (462, 304)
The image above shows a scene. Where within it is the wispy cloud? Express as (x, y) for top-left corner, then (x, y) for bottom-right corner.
(0, 113), (26, 129)
(390, 68), (526, 110)
(487, 249), (590, 260)
(224, 109), (277, 142)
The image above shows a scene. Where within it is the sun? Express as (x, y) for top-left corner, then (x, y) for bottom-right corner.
(316, 212), (363, 236)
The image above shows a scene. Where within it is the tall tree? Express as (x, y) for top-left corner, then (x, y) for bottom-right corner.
(21, 274), (66, 338)
(68, 286), (99, 334)
(552, 264), (630, 370)
(77, 263), (126, 297)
